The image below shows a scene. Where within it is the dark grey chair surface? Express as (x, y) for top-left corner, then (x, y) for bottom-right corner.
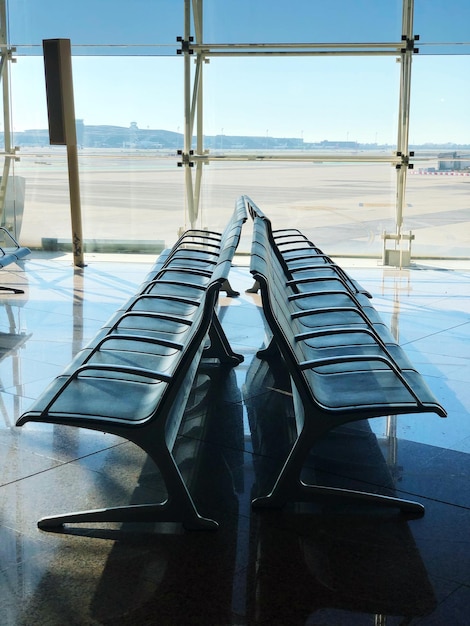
(16, 199), (248, 532)
(247, 199), (446, 517)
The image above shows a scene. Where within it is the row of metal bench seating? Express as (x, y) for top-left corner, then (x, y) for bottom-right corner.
(15, 194), (446, 531)
(16, 198), (248, 530)
(245, 195), (446, 516)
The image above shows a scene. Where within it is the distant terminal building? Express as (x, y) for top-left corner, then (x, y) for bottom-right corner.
(438, 152), (470, 171)
(319, 140), (359, 149)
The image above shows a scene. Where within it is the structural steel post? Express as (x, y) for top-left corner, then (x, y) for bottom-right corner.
(182, 0), (416, 256)
(193, 0), (204, 225)
(0, 0), (17, 232)
(396, 0), (415, 235)
(43, 38), (85, 267)
(183, 0), (196, 228)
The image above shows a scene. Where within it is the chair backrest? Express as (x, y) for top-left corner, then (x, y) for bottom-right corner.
(250, 215), (447, 421)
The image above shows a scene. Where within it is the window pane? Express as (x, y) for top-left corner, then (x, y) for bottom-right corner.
(8, 0), (180, 55)
(409, 55), (470, 146)
(9, 55), (186, 250)
(202, 0), (403, 44)
(10, 0), (406, 54)
(405, 169), (470, 259)
(415, 0), (470, 41)
(203, 57), (400, 146)
(407, 54), (470, 258)
(200, 162), (398, 257)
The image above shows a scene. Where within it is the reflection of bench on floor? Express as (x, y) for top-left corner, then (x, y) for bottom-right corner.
(85, 367), (245, 623)
(246, 492), (437, 622)
(246, 195), (446, 516)
(16, 199), (247, 531)
(0, 302), (32, 427)
(243, 357), (437, 621)
(0, 227), (31, 294)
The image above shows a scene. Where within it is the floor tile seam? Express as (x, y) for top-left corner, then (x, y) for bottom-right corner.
(428, 573), (470, 589)
(287, 464), (470, 510)
(401, 439), (469, 464)
(199, 502), (253, 530)
(431, 581), (470, 613)
(0, 385), (55, 401)
(400, 320), (470, 347)
(0, 440), (128, 488)
(0, 365), (66, 388)
(3, 352), (81, 369)
(0, 548), (49, 575)
(434, 436), (470, 454)
(178, 431), (250, 458)
(1, 548), (72, 584)
(13, 302), (96, 314)
(406, 368), (468, 384)
(300, 464), (407, 493)
(401, 492), (470, 511)
(239, 388), (280, 403)
(400, 349), (470, 364)
(444, 434), (470, 452)
(1, 352), (91, 370)
(220, 322), (265, 335)
(209, 397), (247, 409)
(23, 289), (137, 299)
(414, 370), (460, 382)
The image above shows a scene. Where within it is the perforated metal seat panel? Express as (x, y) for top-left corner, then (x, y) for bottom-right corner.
(64, 343), (183, 377)
(15, 198), (248, 531)
(24, 373), (167, 424)
(301, 366), (442, 415)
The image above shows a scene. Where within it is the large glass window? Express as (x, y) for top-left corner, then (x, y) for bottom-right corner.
(1, 1), (469, 260)
(202, 0), (403, 43)
(203, 56), (400, 145)
(407, 54), (470, 259)
(200, 161), (397, 257)
(8, 54), (184, 250)
(7, 0), (180, 54)
(415, 0), (470, 54)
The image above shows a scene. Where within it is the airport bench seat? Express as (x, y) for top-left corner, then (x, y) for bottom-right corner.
(244, 197), (371, 298)
(247, 198), (446, 516)
(142, 196), (248, 297)
(16, 200), (248, 532)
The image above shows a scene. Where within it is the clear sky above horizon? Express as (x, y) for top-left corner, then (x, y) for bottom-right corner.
(5, 0), (470, 145)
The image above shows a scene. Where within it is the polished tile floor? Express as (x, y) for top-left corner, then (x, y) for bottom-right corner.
(0, 252), (469, 625)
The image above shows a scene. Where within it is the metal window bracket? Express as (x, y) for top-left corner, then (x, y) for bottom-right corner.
(177, 36), (194, 55)
(401, 35), (419, 53)
(177, 150), (194, 167)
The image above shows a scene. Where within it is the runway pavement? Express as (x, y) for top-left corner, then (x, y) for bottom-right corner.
(14, 150), (470, 259)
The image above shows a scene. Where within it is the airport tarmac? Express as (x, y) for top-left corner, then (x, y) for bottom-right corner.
(13, 151), (470, 259)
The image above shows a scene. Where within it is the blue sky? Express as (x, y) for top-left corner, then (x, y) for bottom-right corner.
(8, 0), (401, 47)
(11, 0), (470, 47)
(6, 0), (470, 144)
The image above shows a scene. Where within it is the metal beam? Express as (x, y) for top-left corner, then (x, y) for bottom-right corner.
(0, 0), (18, 233)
